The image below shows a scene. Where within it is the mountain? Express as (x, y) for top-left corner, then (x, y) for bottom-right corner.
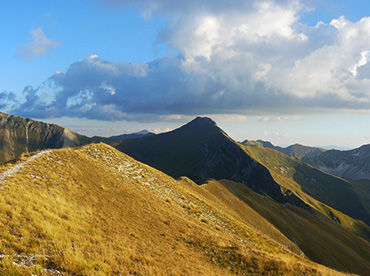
(115, 117), (370, 269)
(116, 117), (306, 206)
(302, 144), (370, 181)
(241, 139), (276, 149)
(0, 112), (127, 164)
(1, 114), (370, 274)
(116, 117), (370, 226)
(0, 112), (91, 163)
(109, 129), (155, 140)
(242, 139), (325, 159)
(0, 143), (348, 275)
(241, 144), (370, 230)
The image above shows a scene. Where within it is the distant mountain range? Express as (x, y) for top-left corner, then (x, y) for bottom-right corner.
(109, 129), (155, 140)
(1, 112), (370, 274)
(241, 139), (326, 159)
(242, 138), (370, 181)
(302, 145), (370, 181)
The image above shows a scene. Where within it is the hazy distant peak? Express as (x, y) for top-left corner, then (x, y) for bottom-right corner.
(135, 129), (151, 135)
(109, 129), (155, 140)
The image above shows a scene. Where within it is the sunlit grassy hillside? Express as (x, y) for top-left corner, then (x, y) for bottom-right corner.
(242, 144), (370, 234)
(0, 143), (350, 275)
(215, 179), (370, 275)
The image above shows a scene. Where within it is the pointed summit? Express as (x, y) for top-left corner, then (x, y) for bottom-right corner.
(184, 116), (217, 127)
(177, 116), (219, 135)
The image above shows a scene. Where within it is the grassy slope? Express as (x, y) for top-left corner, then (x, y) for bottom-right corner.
(242, 145), (370, 236)
(242, 140), (325, 159)
(0, 144), (348, 275)
(217, 179), (370, 275)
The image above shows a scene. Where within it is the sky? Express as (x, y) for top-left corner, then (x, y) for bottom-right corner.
(1, 0), (370, 149)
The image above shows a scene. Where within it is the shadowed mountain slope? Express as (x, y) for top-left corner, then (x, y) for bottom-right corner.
(116, 117), (305, 206)
(302, 144), (370, 180)
(0, 112), (91, 163)
(0, 143), (345, 275)
(0, 112), (127, 164)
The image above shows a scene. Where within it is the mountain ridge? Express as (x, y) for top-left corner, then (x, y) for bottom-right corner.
(0, 143), (349, 275)
(116, 116), (308, 207)
(0, 112), (91, 163)
(302, 144), (370, 180)
(242, 139), (326, 159)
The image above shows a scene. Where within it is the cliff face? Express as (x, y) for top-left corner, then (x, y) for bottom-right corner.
(0, 112), (87, 163)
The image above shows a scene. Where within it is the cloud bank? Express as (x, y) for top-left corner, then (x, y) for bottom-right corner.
(9, 0), (370, 121)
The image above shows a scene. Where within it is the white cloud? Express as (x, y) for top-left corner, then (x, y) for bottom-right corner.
(270, 15), (370, 101)
(263, 130), (288, 137)
(149, 127), (172, 134)
(18, 28), (59, 58)
(351, 50), (370, 77)
(12, 1), (370, 122)
(257, 116), (301, 122)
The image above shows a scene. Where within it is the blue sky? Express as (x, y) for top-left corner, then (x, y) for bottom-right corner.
(1, 0), (370, 148)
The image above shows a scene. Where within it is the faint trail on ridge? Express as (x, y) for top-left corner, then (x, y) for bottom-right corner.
(0, 150), (51, 185)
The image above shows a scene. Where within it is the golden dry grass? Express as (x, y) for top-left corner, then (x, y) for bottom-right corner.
(0, 143), (355, 275)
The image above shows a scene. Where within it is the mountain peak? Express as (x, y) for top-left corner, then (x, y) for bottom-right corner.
(135, 129), (151, 135)
(185, 116), (217, 128)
